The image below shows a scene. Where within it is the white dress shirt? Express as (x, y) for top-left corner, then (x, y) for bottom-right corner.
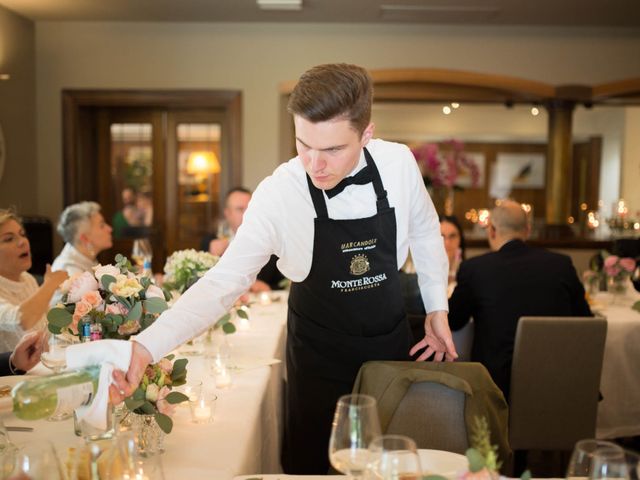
(137, 138), (448, 362)
(0, 272), (44, 351)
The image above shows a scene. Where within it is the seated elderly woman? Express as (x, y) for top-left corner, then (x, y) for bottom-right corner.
(0, 209), (68, 351)
(51, 201), (113, 276)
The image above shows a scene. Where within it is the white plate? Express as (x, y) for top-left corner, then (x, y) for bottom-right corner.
(418, 448), (468, 477)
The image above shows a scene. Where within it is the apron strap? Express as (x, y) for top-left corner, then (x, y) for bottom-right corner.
(305, 147), (389, 218)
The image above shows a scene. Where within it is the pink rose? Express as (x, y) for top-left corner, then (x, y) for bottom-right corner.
(605, 265), (621, 277)
(66, 272), (99, 303)
(81, 290), (103, 309)
(157, 358), (173, 375)
(106, 302), (129, 316)
(73, 300), (93, 320)
(156, 386), (176, 417)
(619, 257), (636, 273)
(604, 255), (620, 269)
(145, 284), (165, 300)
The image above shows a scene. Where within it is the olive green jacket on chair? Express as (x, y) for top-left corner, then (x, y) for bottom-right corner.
(352, 361), (511, 467)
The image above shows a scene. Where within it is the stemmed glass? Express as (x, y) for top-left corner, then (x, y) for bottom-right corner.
(2, 440), (66, 480)
(131, 238), (153, 274)
(566, 439), (624, 480)
(367, 434), (422, 480)
(40, 333), (69, 374)
(329, 394), (382, 480)
(591, 448), (640, 480)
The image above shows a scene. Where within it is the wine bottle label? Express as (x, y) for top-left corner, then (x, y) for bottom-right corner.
(53, 382), (94, 416)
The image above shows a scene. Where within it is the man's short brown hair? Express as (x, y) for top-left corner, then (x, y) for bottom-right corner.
(287, 63), (373, 136)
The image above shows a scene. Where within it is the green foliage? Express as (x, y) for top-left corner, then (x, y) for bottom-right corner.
(143, 297), (168, 314)
(126, 302), (143, 321)
(520, 470), (532, 480)
(155, 413), (173, 434)
(466, 448), (486, 473)
(100, 274), (116, 291)
(164, 392), (189, 405)
(236, 308), (249, 319)
(469, 416), (502, 472)
(632, 300), (640, 313)
(47, 308), (72, 329)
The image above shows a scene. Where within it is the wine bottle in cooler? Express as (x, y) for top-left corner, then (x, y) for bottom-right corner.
(12, 365), (101, 421)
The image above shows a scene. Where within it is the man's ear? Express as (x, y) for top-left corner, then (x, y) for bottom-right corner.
(361, 122), (375, 146)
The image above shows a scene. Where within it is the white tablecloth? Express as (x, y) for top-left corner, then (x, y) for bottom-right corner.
(592, 287), (640, 439)
(2, 292), (289, 480)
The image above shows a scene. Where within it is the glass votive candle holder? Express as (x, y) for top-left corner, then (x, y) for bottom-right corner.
(215, 366), (233, 389)
(179, 380), (203, 404)
(189, 392), (217, 424)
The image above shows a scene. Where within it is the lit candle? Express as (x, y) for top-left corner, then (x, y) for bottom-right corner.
(194, 404), (212, 421)
(478, 209), (490, 228)
(237, 317), (251, 331)
(258, 291), (272, 305)
(215, 368), (232, 388)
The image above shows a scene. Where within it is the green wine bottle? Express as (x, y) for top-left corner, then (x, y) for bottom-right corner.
(12, 365), (101, 420)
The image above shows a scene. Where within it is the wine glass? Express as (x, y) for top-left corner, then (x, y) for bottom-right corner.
(566, 439), (624, 480)
(108, 431), (166, 480)
(40, 334), (69, 374)
(329, 394), (382, 480)
(3, 440), (66, 480)
(131, 238), (153, 274)
(590, 447), (639, 480)
(367, 434), (422, 480)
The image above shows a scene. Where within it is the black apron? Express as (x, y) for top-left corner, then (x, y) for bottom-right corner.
(282, 148), (411, 474)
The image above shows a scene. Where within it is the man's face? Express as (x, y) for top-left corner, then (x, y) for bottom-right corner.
(294, 115), (374, 191)
(224, 191), (251, 233)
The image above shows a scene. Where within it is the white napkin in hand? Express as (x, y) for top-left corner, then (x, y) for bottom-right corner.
(65, 340), (132, 431)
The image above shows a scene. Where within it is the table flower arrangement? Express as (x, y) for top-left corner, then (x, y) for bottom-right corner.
(603, 254), (636, 293)
(163, 248), (245, 334)
(46, 254), (188, 435)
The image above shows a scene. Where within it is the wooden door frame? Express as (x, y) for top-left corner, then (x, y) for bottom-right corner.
(62, 89), (242, 267)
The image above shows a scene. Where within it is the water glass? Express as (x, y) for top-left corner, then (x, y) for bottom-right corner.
(591, 448), (640, 480)
(40, 334), (69, 374)
(367, 434), (422, 480)
(567, 439), (624, 479)
(329, 394), (382, 480)
(3, 440), (66, 480)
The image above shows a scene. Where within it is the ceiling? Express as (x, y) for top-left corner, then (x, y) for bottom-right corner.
(1, 0), (640, 26)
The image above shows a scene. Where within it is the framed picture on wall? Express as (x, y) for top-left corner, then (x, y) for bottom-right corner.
(455, 152), (486, 188)
(490, 152), (546, 198)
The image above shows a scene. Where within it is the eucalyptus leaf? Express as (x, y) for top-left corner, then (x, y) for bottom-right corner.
(140, 401), (156, 415)
(236, 308), (249, 319)
(155, 412), (173, 434)
(47, 308), (72, 328)
(164, 391), (189, 405)
(100, 274), (116, 291)
(216, 312), (231, 325)
(466, 448), (486, 473)
(48, 324), (62, 335)
(165, 354), (175, 361)
(222, 322), (236, 334)
(520, 470), (532, 480)
(125, 397), (145, 411)
(171, 358), (188, 381)
(132, 387), (146, 402)
(632, 300), (640, 313)
(140, 314), (156, 331)
(127, 301), (143, 321)
(423, 476), (448, 480)
(143, 297), (168, 314)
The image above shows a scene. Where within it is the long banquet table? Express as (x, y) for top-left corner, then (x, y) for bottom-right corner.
(1, 292), (290, 480)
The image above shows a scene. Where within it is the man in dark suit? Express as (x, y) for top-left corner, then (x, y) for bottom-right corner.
(448, 199), (592, 398)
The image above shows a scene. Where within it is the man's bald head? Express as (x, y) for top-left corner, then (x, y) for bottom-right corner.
(487, 199), (530, 251)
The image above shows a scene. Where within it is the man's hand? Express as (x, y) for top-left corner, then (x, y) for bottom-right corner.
(409, 310), (458, 362)
(109, 341), (153, 404)
(10, 330), (47, 372)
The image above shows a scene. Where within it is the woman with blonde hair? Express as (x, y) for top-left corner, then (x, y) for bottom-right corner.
(51, 201), (113, 276)
(0, 209), (68, 351)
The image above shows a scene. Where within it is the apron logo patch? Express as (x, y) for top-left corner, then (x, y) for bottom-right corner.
(350, 254), (370, 275)
(330, 273), (388, 292)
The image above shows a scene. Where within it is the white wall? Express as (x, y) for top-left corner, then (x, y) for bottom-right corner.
(34, 22), (640, 224)
(621, 107), (640, 216)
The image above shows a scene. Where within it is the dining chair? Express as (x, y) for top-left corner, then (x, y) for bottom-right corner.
(509, 315), (607, 474)
(353, 360), (511, 471)
(407, 314), (474, 361)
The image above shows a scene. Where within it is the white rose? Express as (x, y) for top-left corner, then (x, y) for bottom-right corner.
(93, 264), (121, 282)
(145, 284), (165, 299)
(145, 383), (160, 402)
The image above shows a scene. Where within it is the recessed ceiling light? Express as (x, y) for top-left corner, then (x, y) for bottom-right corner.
(442, 106), (452, 115)
(0, 74), (10, 81)
(257, 0), (302, 10)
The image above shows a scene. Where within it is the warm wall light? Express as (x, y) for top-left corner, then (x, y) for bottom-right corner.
(187, 151), (220, 176)
(0, 74), (10, 81)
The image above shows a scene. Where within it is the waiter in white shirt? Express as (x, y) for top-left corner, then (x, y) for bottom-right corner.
(112, 63), (457, 474)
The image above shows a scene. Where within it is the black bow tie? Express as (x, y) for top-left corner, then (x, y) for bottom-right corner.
(324, 167), (373, 199)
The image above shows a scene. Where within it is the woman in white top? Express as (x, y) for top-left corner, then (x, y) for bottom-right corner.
(51, 201), (113, 277)
(0, 209), (68, 351)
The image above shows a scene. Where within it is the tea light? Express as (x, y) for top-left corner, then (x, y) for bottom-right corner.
(236, 317), (251, 331)
(258, 291), (272, 305)
(215, 367), (233, 388)
(189, 393), (217, 424)
(194, 404), (211, 420)
(587, 211), (600, 230)
(477, 209), (490, 228)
